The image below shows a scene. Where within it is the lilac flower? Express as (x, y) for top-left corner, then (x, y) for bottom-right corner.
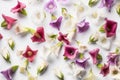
(89, 48), (99, 64)
(45, 0), (57, 13)
(76, 58), (90, 69)
(77, 19), (89, 33)
(1, 65), (18, 80)
(100, 0), (114, 12)
(50, 16), (62, 30)
(100, 64), (110, 77)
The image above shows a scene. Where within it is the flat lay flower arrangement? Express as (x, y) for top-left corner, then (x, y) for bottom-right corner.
(1, 0), (120, 80)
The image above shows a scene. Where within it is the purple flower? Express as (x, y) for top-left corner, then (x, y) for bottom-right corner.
(100, 0), (114, 12)
(77, 19), (89, 33)
(100, 64), (110, 77)
(50, 16), (62, 30)
(1, 65), (18, 80)
(76, 58), (90, 69)
(58, 32), (70, 45)
(89, 48), (99, 64)
(104, 18), (117, 37)
(63, 45), (78, 59)
(45, 0), (57, 13)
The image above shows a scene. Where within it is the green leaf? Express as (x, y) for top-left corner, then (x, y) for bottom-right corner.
(20, 9), (27, 16)
(49, 34), (57, 39)
(1, 21), (7, 27)
(37, 63), (48, 75)
(99, 25), (105, 33)
(2, 53), (11, 63)
(88, 0), (99, 7)
(11, 65), (19, 72)
(96, 63), (103, 69)
(79, 53), (84, 59)
(24, 27), (35, 35)
(97, 53), (103, 64)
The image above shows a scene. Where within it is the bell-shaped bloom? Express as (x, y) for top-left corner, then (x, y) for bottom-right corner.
(31, 27), (45, 43)
(89, 48), (99, 64)
(50, 16), (62, 30)
(100, 0), (114, 12)
(1, 14), (17, 29)
(58, 32), (70, 45)
(76, 58), (90, 69)
(100, 64), (110, 77)
(22, 46), (38, 62)
(11, 1), (27, 16)
(63, 45), (78, 59)
(104, 18), (117, 37)
(77, 19), (89, 33)
(45, 0), (57, 13)
(0, 65), (18, 80)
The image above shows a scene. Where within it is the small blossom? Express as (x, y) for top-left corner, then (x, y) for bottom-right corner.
(58, 32), (70, 45)
(50, 16), (63, 30)
(89, 48), (99, 64)
(100, 64), (110, 77)
(116, 3), (120, 16)
(88, 0), (99, 7)
(0, 65), (19, 80)
(77, 19), (89, 33)
(8, 38), (15, 50)
(89, 32), (99, 44)
(27, 73), (37, 80)
(45, 0), (57, 13)
(22, 46), (38, 62)
(0, 33), (3, 40)
(1, 14), (17, 30)
(11, 1), (27, 16)
(76, 58), (89, 69)
(110, 67), (120, 80)
(54, 68), (64, 80)
(63, 45), (78, 59)
(31, 27), (45, 43)
(104, 18), (117, 37)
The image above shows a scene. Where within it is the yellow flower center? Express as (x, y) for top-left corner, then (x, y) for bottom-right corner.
(34, 32), (41, 38)
(28, 51), (33, 56)
(112, 69), (119, 75)
(49, 4), (54, 9)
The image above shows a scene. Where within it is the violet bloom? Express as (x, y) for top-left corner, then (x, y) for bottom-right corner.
(77, 19), (89, 33)
(58, 32), (70, 45)
(76, 58), (90, 69)
(11, 1), (27, 16)
(1, 14), (17, 30)
(45, 0), (57, 13)
(100, 0), (114, 12)
(89, 48), (99, 64)
(104, 18), (117, 37)
(50, 16), (62, 30)
(1, 65), (18, 80)
(63, 45), (78, 59)
(100, 64), (110, 77)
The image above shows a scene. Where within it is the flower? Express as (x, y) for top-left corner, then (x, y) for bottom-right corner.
(104, 18), (117, 37)
(89, 32), (99, 44)
(116, 3), (120, 16)
(100, 64), (110, 77)
(1, 14), (17, 30)
(100, 0), (114, 12)
(22, 46), (38, 62)
(31, 27), (45, 43)
(0, 33), (3, 40)
(11, 1), (27, 16)
(50, 16), (62, 30)
(58, 32), (70, 45)
(0, 65), (19, 80)
(54, 68), (64, 80)
(8, 38), (15, 50)
(45, 0), (57, 13)
(76, 58), (89, 69)
(63, 45), (78, 59)
(77, 19), (89, 33)
(89, 48), (99, 64)
(110, 67), (120, 80)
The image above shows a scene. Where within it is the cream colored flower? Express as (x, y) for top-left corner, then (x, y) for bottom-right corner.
(84, 69), (96, 80)
(54, 68), (64, 80)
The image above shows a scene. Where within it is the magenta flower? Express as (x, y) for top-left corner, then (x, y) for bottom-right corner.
(77, 19), (89, 33)
(100, 0), (114, 12)
(63, 45), (78, 59)
(11, 1), (27, 16)
(22, 46), (38, 62)
(58, 32), (70, 45)
(31, 27), (46, 43)
(100, 64), (110, 77)
(76, 58), (90, 69)
(45, 0), (57, 13)
(89, 48), (99, 64)
(104, 18), (117, 37)
(0, 33), (3, 40)
(0, 65), (18, 80)
(1, 14), (17, 30)
(50, 16), (62, 30)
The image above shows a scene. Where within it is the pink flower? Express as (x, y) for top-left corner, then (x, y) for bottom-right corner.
(63, 45), (78, 59)
(22, 46), (38, 62)
(1, 14), (17, 29)
(0, 33), (3, 40)
(89, 48), (99, 64)
(11, 1), (27, 16)
(100, 64), (110, 77)
(31, 27), (46, 43)
(58, 32), (70, 45)
(104, 18), (117, 37)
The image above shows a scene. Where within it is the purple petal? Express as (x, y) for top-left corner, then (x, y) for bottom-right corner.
(100, 64), (110, 77)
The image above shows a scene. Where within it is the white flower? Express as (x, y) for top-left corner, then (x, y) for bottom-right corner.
(84, 69), (96, 80)
(89, 31), (99, 43)
(54, 68), (64, 80)
(28, 75), (37, 80)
